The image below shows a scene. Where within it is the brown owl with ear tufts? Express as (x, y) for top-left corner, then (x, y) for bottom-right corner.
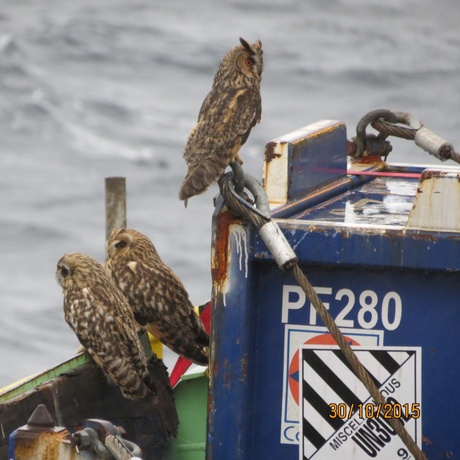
(105, 228), (209, 366)
(179, 37), (263, 204)
(56, 252), (156, 401)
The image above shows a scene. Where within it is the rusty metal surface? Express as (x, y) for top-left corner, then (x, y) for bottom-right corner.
(262, 120), (347, 207)
(208, 206), (256, 460)
(407, 169), (460, 231)
(2, 356), (178, 460)
(13, 430), (76, 460)
(209, 188), (460, 459)
(265, 165), (460, 271)
(209, 120), (460, 459)
(211, 203), (243, 297)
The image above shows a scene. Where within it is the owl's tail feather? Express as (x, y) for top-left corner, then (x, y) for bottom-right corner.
(179, 155), (229, 202)
(185, 346), (209, 366)
(118, 371), (156, 401)
(197, 327), (210, 348)
(98, 353), (156, 401)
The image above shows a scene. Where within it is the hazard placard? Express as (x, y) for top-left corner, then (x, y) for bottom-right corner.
(281, 324), (384, 445)
(299, 346), (422, 460)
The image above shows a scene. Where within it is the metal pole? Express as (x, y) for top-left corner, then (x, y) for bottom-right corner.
(105, 177), (127, 240)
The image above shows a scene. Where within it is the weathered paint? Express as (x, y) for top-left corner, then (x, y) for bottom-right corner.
(10, 405), (147, 460)
(211, 205), (242, 298)
(209, 205), (256, 460)
(10, 405), (76, 460)
(407, 169), (460, 231)
(0, 331), (153, 405)
(2, 355), (178, 459)
(0, 354), (91, 405)
(12, 430), (76, 460)
(209, 121), (460, 459)
(262, 120), (347, 208)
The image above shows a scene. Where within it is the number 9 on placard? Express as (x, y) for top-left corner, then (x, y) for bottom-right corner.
(397, 448), (410, 459)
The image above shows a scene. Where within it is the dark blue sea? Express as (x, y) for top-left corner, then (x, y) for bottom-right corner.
(0, 0), (459, 386)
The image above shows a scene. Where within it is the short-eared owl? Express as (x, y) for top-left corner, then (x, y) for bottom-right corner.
(56, 252), (156, 400)
(105, 228), (209, 365)
(179, 37), (263, 203)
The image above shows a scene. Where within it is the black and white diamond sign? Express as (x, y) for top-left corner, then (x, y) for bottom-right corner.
(300, 346), (421, 460)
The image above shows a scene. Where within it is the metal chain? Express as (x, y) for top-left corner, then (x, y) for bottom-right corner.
(218, 169), (427, 460)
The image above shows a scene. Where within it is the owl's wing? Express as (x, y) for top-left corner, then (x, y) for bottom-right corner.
(64, 287), (153, 399)
(184, 87), (261, 167)
(143, 260), (210, 359)
(180, 87), (261, 200)
(118, 259), (209, 346)
(137, 260), (210, 365)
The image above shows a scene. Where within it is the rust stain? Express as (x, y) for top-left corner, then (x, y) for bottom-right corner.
(351, 153), (387, 166)
(211, 354), (219, 381)
(239, 354), (248, 383)
(220, 359), (232, 389)
(207, 390), (214, 414)
(325, 222), (445, 244)
(420, 170), (448, 181)
(346, 140), (357, 156)
(264, 141), (282, 163)
(15, 430), (74, 460)
(407, 232), (440, 242)
(422, 435), (433, 445)
(211, 210), (240, 292)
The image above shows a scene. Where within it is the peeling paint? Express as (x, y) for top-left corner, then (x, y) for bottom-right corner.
(264, 141), (283, 163)
(211, 210), (240, 307)
(239, 354), (248, 383)
(232, 225), (249, 278)
(407, 170), (460, 231)
(14, 430), (74, 460)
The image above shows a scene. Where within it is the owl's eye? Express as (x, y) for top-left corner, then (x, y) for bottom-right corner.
(61, 266), (70, 277)
(115, 241), (127, 249)
(245, 58), (254, 67)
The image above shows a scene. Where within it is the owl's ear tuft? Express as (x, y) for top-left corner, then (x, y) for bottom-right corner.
(239, 37), (253, 53)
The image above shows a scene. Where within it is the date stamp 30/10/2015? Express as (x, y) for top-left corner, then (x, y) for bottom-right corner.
(329, 401), (421, 420)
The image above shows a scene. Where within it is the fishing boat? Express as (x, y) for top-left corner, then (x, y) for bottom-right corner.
(1, 109), (459, 460)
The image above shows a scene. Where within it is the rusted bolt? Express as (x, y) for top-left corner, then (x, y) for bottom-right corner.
(74, 429), (92, 450)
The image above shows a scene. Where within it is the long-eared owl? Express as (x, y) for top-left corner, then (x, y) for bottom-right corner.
(179, 37), (263, 203)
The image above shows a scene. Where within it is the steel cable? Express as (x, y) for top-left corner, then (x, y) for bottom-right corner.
(355, 108), (460, 164)
(291, 264), (426, 460)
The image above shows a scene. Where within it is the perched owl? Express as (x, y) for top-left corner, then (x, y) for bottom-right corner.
(179, 37), (263, 204)
(105, 228), (209, 366)
(56, 252), (156, 401)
